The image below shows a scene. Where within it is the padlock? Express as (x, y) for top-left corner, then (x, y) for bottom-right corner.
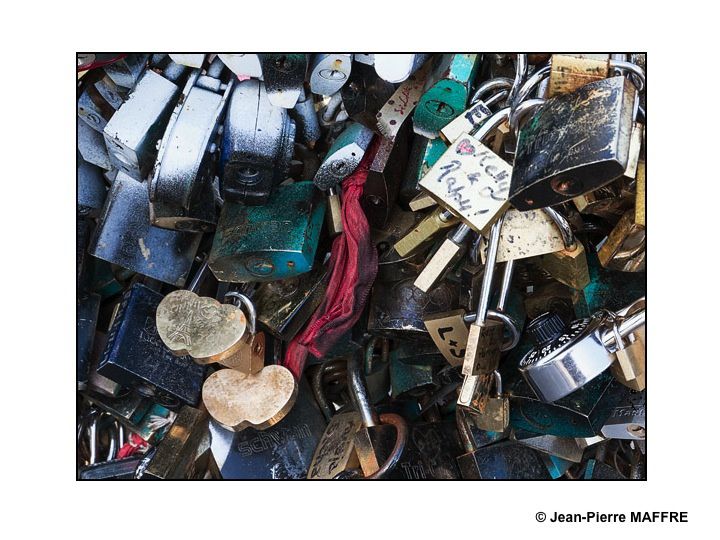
(79, 455), (144, 480)
(253, 265), (328, 341)
(103, 54), (149, 90)
(97, 282), (207, 406)
(77, 158), (107, 217)
(399, 135), (447, 206)
(217, 54), (263, 79)
(518, 299), (645, 403)
(389, 354), (435, 399)
(425, 259), (521, 366)
(212, 377), (327, 479)
(137, 406), (213, 479)
(462, 216), (506, 376)
(202, 363), (298, 432)
(510, 76), (637, 210)
(347, 351), (409, 478)
(610, 317), (645, 391)
(313, 122), (374, 191)
(547, 54), (611, 97)
(88, 172), (202, 287)
(413, 54), (480, 139)
(307, 411), (364, 479)
(77, 292), (101, 391)
(597, 208), (646, 272)
(536, 207), (591, 290)
(259, 54), (308, 109)
(220, 79), (296, 205)
(367, 276), (459, 339)
(291, 88), (321, 149)
(507, 370), (626, 438)
(78, 86), (115, 133)
(374, 54), (430, 83)
(362, 128), (410, 229)
(524, 279), (589, 322)
(461, 371), (509, 432)
(572, 180), (633, 222)
(309, 54), (352, 96)
(455, 408), (549, 479)
(340, 61), (396, 131)
(148, 64), (233, 232)
(601, 389), (645, 440)
(581, 458), (626, 480)
(168, 54), (205, 68)
(155, 261), (254, 367)
(392, 338), (446, 367)
(583, 249), (646, 313)
(394, 207), (458, 258)
(103, 69), (181, 181)
(413, 223), (471, 293)
(209, 181), (325, 282)
(78, 118), (112, 171)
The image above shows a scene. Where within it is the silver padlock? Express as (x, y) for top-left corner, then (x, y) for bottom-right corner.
(309, 54), (352, 96)
(518, 300), (646, 403)
(218, 54), (263, 79)
(78, 118), (112, 171)
(103, 54), (149, 91)
(103, 69), (181, 181)
(149, 63), (234, 232)
(374, 54), (430, 83)
(601, 390), (646, 440)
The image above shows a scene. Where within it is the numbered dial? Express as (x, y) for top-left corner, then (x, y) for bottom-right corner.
(519, 317), (598, 368)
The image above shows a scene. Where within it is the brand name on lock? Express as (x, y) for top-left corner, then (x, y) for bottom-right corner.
(238, 423), (313, 456)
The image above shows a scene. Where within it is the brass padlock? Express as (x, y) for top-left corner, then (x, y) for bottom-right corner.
(610, 311), (645, 391)
(536, 207), (590, 290)
(597, 208), (646, 272)
(461, 371), (509, 432)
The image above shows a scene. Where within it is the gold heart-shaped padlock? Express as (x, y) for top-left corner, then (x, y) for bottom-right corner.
(156, 290), (247, 363)
(202, 365), (298, 431)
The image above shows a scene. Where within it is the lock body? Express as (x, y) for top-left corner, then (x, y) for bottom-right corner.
(510, 76), (636, 210)
(210, 181), (325, 282)
(79, 118), (112, 170)
(313, 122), (374, 190)
(97, 283), (207, 406)
(89, 173), (201, 287)
(260, 54), (308, 109)
(508, 371), (625, 438)
(149, 72), (232, 232)
(389, 356), (435, 399)
(601, 389), (645, 440)
(77, 159), (107, 217)
(367, 277), (459, 340)
(103, 70), (180, 181)
(103, 54), (149, 90)
(341, 62), (395, 130)
(77, 292), (101, 390)
(307, 412), (363, 479)
(212, 378), (327, 479)
(309, 53), (352, 95)
(457, 441), (550, 479)
(413, 54), (480, 139)
(400, 135), (447, 206)
(221, 79), (296, 205)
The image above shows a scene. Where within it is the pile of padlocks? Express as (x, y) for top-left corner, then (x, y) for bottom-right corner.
(77, 53), (646, 480)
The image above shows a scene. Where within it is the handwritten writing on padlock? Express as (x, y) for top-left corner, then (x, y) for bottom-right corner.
(202, 365), (298, 432)
(156, 290), (247, 361)
(419, 136), (511, 234)
(424, 310), (468, 367)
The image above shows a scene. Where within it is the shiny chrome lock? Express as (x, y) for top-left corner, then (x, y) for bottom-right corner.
(221, 79), (296, 205)
(260, 54), (308, 109)
(518, 299), (646, 403)
(510, 76), (637, 210)
(103, 69), (181, 181)
(413, 54), (481, 139)
(374, 54), (430, 83)
(209, 181), (325, 282)
(149, 64), (234, 232)
(89, 172), (202, 287)
(309, 54), (352, 96)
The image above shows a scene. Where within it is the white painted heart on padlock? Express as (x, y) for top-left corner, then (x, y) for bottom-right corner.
(156, 290), (247, 362)
(202, 365), (298, 432)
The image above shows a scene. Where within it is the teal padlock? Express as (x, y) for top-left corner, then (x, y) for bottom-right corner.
(541, 454), (574, 479)
(209, 181), (326, 282)
(412, 54), (480, 139)
(389, 349), (435, 399)
(399, 135), (448, 205)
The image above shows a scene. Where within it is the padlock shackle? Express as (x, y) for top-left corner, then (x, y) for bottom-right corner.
(187, 256), (210, 293)
(224, 291), (256, 334)
(456, 408), (476, 453)
(347, 351), (380, 428)
(516, 64), (550, 105)
(470, 77), (513, 105)
(507, 54), (528, 109)
(542, 207), (576, 250)
(510, 98), (545, 135)
(608, 60), (645, 92)
(601, 308), (645, 353)
(471, 107), (510, 142)
(496, 260), (515, 313)
(463, 309), (520, 351)
(475, 214), (506, 324)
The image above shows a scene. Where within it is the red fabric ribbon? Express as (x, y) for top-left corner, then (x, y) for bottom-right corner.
(284, 141), (380, 379)
(116, 433), (148, 459)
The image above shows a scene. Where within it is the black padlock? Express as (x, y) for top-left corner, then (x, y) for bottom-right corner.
(77, 292), (101, 391)
(510, 76), (636, 210)
(221, 79), (296, 205)
(340, 61), (395, 131)
(97, 283), (207, 407)
(260, 54), (309, 109)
